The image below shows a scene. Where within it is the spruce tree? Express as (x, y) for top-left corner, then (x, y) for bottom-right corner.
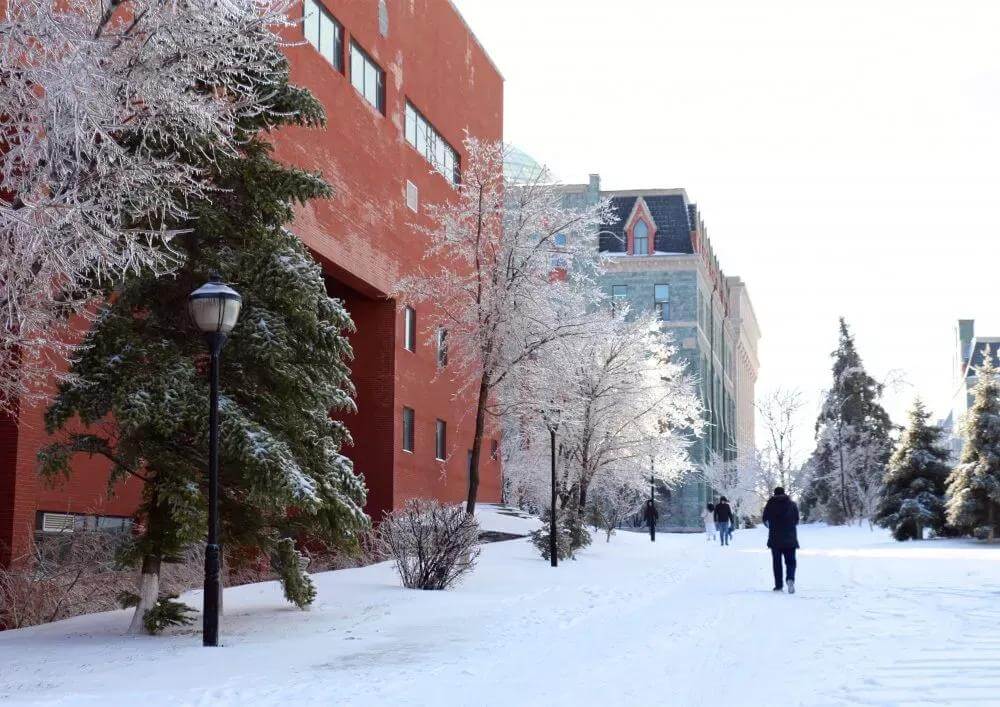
(39, 50), (368, 632)
(875, 399), (950, 541)
(806, 318), (894, 523)
(946, 354), (1000, 542)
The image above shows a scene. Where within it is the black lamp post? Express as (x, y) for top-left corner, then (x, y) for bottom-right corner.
(188, 274), (242, 648)
(649, 457), (656, 543)
(543, 406), (561, 568)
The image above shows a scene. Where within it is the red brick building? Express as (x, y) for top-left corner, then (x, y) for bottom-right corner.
(0, 0), (504, 565)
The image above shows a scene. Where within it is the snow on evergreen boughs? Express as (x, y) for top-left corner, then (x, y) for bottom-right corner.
(39, 52), (367, 632)
(803, 318), (895, 524)
(0, 0), (305, 407)
(875, 399), (951, 541)
(946, 354), (1000, 541)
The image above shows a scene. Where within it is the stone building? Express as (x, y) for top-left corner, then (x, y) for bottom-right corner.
(943, 318), (1000, 460)
(562, 176), (761, 530)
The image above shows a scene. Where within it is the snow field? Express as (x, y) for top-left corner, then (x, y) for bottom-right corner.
(1, 508), (998, 706)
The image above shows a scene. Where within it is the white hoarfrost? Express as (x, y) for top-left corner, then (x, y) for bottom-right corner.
(0, 0), (298, 406)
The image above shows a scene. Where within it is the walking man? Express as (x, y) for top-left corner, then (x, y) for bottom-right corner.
(762, 486), (799, 593)
(713, 496), (734, 546)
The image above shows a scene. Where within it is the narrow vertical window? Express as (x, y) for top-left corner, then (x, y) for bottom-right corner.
(435, 419), (447, 460)
(612, 285), (628, 315)
(654, 284), (670, 321)
(436, 328), (448, 367)
(490, 439), (499, 460)
(402, 407), (415, 452)
(633, 220), (649, 255)
(404, 306), (416, 352)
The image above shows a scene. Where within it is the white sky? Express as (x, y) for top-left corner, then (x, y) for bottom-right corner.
(454, 0), (1000, 456)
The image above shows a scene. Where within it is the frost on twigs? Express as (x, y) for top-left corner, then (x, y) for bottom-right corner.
(0, 0), (297, 408)
(375, 499), (481, 590)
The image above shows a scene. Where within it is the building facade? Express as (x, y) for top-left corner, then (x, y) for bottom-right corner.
(563, 176), (760, 530)
(943, 318), (1000, 460)
(0, 0), (504, 564)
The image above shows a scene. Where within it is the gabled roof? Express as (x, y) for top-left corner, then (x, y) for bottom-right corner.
(599, 192), (695, 255)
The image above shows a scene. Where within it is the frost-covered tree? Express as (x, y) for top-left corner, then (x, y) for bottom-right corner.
(0, 0), (298, 406)
(396, 140), (612, 513)
(875, 399), (951, 541)
(755, 387), (805, 501)
(700, 451), (758, 522)
(39, 50), (368, 633)
(803, 318), (894, 524)
(946, 355), (1000, 542)
(504, 311), (702, 521)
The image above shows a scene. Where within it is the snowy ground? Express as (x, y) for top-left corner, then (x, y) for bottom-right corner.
(2, 506), (999, 707)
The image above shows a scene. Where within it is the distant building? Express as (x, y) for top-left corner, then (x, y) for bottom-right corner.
(562, 176), (761, 530)
(944, 319), (1000, 460)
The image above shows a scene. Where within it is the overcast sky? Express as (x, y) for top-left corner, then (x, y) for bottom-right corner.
(453, 0), (1000, 455)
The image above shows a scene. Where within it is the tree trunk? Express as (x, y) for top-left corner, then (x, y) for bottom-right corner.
(465, 375), (490, 514)
(127, 554), (161, 635)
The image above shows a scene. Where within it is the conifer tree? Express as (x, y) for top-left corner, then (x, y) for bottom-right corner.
(805, 318), (894, 523)
(39, 50), (368, 633)
(875, 399), (950, 540)
(946, 354), (1000, 542)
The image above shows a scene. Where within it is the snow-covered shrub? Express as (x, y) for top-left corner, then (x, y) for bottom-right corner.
(587, 482), (643, 542)
(530, 507), (591, 561)
(0, 530), (133, 629)
(375, 500), (481, 590)
(142, 595), (195, 635)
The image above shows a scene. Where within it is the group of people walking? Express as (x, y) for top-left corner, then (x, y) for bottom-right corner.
(702, 497), (736, 546)
(702, 487), (800, 594)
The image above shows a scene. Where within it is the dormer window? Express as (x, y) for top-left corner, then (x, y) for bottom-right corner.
(633, 219), (650, 255)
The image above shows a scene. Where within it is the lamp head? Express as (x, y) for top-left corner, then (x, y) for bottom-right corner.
(188, 274), (242, 335)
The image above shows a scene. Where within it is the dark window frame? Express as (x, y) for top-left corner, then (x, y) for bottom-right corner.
(402, 407), (415, 452)
(302, 0), (344, 72)
(350, 41), (385, 113)
(404, 306), (416, 352)
(435, 419), (447, 461)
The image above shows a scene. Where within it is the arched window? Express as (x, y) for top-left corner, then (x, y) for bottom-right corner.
(633, 219), (649, 255)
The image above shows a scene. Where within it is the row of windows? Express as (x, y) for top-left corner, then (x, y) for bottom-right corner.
(610, 284), (670, 321)
(303, 1), (459, 185)
(402, 407), (498, 460)
(405, 102), (460, 185)
(404, 306), (449, 366)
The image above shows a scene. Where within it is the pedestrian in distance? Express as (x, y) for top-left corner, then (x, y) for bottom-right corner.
(713, 497), (733, 546)
(702, 503), (717, 542)
(762, 486), (799, 594)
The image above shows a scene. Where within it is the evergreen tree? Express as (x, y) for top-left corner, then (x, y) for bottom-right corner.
(805, 318), (894, 523)
(946, 354), (1000, 542)
(39, 50), (368, 633)
(875, 399), (950, 540)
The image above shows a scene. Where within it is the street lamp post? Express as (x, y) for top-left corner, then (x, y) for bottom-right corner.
(188, 274), (242, 648)
(543, 405), (561, 568)
(649, 458), (656, 543)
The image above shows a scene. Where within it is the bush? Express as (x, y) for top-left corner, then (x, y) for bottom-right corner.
(0, 530), (134, 629)
(530, 506), (591, 561)
(142, 594), (195, 634)
(271, 537), (317, 609)
(375, 499), (481, 590)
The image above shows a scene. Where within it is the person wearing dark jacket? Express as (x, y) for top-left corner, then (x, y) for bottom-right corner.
(713, 497), (734, 546)
(762, 487), (799, 593)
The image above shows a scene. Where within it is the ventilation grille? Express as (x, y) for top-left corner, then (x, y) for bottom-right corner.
(406, 180), (418, 212)
(41, 513), (75, 533)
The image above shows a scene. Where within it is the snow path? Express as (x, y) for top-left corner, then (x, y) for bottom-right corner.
(2, 511), (999, 706)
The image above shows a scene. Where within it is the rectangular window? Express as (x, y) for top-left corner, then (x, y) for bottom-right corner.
(303, 0), (343, 72)
(654, 284), (670, 321)
(404, 306), (416, 352)
(405, 180), (419, 212)
(612, 285), (628, 314)
(436, 328), (448, 367)
(350, 42), (384, 113)
(403, 407), (415, 452)
(435, 419), (447, 460)
(634, 234), (649, 255)
(404, 100), (460, 185)
(490, 439), (499, 460)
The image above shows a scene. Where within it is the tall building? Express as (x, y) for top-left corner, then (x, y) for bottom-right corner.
(943, 318), (1000, 460)
(562, 176), (760, 529)
(0, 0), (504, 564)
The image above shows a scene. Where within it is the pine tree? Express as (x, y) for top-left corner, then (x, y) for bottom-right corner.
(946, 354), (1000, 542)
(39, 50), (368, 633)
(806, 318), (894, 523)
(875, 399), (950, 541)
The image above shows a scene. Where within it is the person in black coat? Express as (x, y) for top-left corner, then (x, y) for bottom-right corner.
(761, 486), (799, 593)
(713, 497), (734, 546)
